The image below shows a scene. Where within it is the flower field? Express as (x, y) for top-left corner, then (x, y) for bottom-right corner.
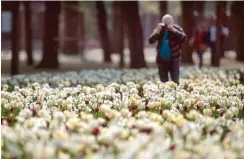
(1, 67), (244, 159)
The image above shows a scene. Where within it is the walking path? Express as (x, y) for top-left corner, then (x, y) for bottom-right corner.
(1, 48), (244, 76)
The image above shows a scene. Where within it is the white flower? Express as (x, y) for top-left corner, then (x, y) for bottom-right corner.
(184, 99), (191, 108)
(136, 111), (147, 118)
(96, 84), (104, 92)
(53, 111), (66, 122)
(58, 152), (71, 159)
(203, 108), (212, 116)
(19, 108), (33, 118)
(120, 109), (131, 118)
(100, 104), (110, 113)
(197, 100), (204, 107)
(187, 110), (199, 120)
(225, 110), (233, 119)
(130, 88), (138, 94)
(230, 107), (239, 116)
(120, 85), (129, 93)
(162, 110), (171, 119)
(1, 67), (244, 158)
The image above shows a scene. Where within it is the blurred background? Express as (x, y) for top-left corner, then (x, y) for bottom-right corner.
(1, 1), (244, 76)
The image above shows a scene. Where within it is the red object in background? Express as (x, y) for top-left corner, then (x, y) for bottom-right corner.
(195, 31), (204, 49)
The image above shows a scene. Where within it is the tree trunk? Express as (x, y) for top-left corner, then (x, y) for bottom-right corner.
(112, 1), (124, 68)
(24, 1), (33, 65)
(78, 12), (85, 58)
(212, 1), (227, 66)
(11, 1), (20, 75)
(37, 1), (61, 68)
(123, 1), (146, 68)
(195, 1), (204, 21)
(159, 1), (167, 20)
(62, 1), (79, 55)
(96, 1), (112, 63)
(181, 1), (194, 64)
(232, 2), (244, 61)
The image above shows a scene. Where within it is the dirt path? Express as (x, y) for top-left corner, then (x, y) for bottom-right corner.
(1, 48), (244, 76)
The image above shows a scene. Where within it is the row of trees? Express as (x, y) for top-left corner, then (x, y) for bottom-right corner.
(4, 1), (244, 75)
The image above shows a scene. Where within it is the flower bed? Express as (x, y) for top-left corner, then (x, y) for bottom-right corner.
(1, 67), (244, 159)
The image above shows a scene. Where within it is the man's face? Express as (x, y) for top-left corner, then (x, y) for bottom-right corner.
(167, 20), (174, 26)
(162, 15), (174, 26)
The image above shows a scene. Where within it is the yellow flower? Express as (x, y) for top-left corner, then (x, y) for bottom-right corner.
(155, 101), (162, 108)
(191, 98), (196, 105)
(66, 118), (80, 130)
(174, 151), (191, 159)
(167, 81), (177, 88)
(77, 144), (85, 152)
(120, 129), (130, 140)
(53, 130), (69, 140)
(130, 96), (137, 105)
(175, 115), (187, 129)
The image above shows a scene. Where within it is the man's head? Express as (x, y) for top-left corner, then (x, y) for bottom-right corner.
(162, 14), (174, 26)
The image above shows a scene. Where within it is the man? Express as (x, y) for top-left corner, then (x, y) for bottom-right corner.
(149, 14), (186, 84)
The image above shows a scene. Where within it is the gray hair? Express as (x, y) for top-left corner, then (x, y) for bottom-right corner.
(162, 14), (174, 25)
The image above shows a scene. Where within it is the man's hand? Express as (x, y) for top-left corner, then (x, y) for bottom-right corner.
(155, 24), (162, 34)
(149, 24), (163, 44)
(167, 25), (176, 32)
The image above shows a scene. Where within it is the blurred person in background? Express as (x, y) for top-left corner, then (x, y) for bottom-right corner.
(209, 17), (229, 62)
(149, 14), (186, 84)
(189, 23), (210, 68)
(220, 23), (230, 57)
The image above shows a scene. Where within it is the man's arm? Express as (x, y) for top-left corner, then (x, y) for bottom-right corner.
(168, 25), (186, 43)
(149, 25), (162, 44)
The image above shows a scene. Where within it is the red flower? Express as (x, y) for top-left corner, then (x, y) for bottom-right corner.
(132, 112), (136, 116)
(215, 104), (220, 109)
(183, 106), (187, 112)
(132, 124), (137, 129)
(210, 130), (217, 135)
(196, 105), (200, 110)
(7, 118), (17, 125)
(101, 123), (107, 127)
(32, 109), (37, 116)
(94, 107), (99, 112)
(131, 105), (138, 110)
(160, 109), (163, 114)
(140, 127), (152, 134)
(169, 144), (176, 151)
(92, 127), (100, 136)
(36, 101), (41, 105)
(220, 111), (224, 116)
(145, 106), (150, 111)
(128, 107), (132, 111)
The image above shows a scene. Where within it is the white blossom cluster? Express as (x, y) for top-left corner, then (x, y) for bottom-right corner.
(1, 67), (244, 159)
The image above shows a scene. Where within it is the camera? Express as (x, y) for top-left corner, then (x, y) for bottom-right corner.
(159, 23), (167, 28)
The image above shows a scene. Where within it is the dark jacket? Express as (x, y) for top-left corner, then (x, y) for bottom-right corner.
(149, 24), (186, 62)
(201, 31), (210, 45)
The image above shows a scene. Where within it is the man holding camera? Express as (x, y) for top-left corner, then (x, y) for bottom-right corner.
(149, 14), (186, 84)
